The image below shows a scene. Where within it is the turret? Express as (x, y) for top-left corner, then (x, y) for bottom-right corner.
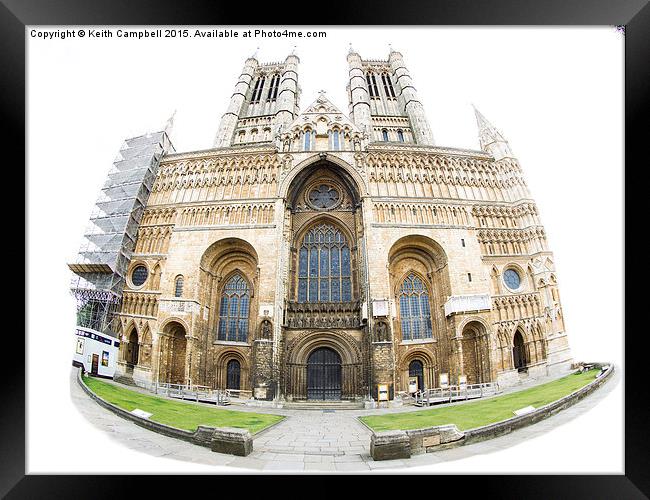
(346, 46), (372, 137)
(388, 49), (435, 145)
(213, 55), (258, 148)
(275, 53), (300, 135)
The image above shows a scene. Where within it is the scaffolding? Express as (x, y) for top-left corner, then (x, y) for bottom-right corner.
(68, 131), (174, 337)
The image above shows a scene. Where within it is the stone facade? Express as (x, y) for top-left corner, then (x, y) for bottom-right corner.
(111, 48), (572, 401)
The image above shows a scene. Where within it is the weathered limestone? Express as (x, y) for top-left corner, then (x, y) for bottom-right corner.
(100, 50), (573, 403)
(406, 424), (465, 454)
(210, 427), (253, 456)
(370, 430), (411, 461)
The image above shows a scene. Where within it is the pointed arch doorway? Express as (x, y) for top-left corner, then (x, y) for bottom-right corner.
(513, 330), (528, 371)
(408, 359), (424, 393)
(307, 347), (342, 400)
(226, 359), (241, 390)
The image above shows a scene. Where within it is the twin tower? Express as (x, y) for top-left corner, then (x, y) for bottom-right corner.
(213, 48), (436, 149)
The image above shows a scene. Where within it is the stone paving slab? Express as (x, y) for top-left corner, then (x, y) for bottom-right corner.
(70, 367), (619, 472)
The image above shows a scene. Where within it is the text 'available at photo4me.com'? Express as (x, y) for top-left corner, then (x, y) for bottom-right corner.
(29, 28), (329, 41)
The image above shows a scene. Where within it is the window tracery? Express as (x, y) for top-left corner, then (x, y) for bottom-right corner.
(217, 273), (250, 342)
(297, 223), (352, 303)
(399, 273), (433, 340)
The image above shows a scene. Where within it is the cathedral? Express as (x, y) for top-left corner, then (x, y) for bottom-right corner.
(68, 47), (572, 403)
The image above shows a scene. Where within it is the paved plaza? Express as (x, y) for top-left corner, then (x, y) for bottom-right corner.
(69, 367), (619, 472)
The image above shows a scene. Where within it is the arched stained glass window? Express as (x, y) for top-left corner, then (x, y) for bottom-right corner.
(397, 129), (405, 142)
(382, 129), (389, 142)
(174, 275), (184, 297)
(399, 273), (433, 340)
(297, 223), (352, 303)
(217, 274), (250, 342)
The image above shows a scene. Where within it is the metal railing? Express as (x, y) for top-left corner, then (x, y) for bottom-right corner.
(414, 382), (499, 406)
(154, 382), (232, 405)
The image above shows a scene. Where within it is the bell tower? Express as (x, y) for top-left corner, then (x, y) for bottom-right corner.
(346, 46), (435, 145)
(214, 51), (301, 148)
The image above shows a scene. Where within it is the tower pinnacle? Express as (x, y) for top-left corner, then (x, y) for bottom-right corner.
(472, 105), (514, 160)
(164, 109), (176, 138)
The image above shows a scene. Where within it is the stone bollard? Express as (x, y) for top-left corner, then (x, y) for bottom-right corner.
(370, 430), (411, 461)
(211, 427), (253, 456)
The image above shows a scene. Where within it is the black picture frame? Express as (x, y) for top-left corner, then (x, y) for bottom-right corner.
(9, 0), (642, 496)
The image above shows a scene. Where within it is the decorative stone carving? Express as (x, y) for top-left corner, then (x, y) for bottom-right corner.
(259, 319), (272, 340)
(285, 301), (361, 329)
(374, 320), (391, 342)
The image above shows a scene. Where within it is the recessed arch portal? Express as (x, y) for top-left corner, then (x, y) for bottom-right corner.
(280, 156), (367, 205)
(284, 330), (363, 401)
(307, 347), (342, 400)
(461, 320), (492, 384)
(158, 320), (187, 385)
(198, 237), (259, 345)
(285, 159), (365, 332)
(388, 235), (450, 346)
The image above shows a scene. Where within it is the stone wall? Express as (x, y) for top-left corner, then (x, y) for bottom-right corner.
(368, 364), (615, 460)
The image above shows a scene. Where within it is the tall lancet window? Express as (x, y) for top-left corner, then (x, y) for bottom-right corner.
(382, 73), (396, 98)
(331, 130), (340, 150)
(398, 273), (433, 340)
(382, 129), (389, 142)
(217, 274), (250, 342)
(297, 223), (352, 303)
(251, 76), (265, 104)
(366, 72), (379, 98)
(304, 129), (312, 151)
(267, 74), (280, 101)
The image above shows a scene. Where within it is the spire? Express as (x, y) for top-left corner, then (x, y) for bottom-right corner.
(249, 47), (259, 60)
(348, 42), (355, 55)
(164, 109), (176, 137)
(472, 104), (513, 160)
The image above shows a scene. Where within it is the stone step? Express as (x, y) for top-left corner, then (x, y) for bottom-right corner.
(113, 375), (138, 387)
(283, 401), (364, 410)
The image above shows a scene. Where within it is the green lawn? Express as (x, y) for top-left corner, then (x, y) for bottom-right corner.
(360, 369), (600, 432)
(83, 376), (284, 434)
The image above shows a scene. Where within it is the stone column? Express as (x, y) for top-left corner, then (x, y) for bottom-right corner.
(213, 56), (258, 148)
(388, 50), (435, 145)
(451, 334), (464, 385)
(371, 341), (394, 400)
(252, 336), (275, 400)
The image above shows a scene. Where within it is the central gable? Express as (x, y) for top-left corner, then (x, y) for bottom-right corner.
(280, 92), (364, 152)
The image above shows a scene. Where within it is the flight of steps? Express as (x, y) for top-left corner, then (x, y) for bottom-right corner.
(113, 374), (138, 387)
(283, 400), (364, 410)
